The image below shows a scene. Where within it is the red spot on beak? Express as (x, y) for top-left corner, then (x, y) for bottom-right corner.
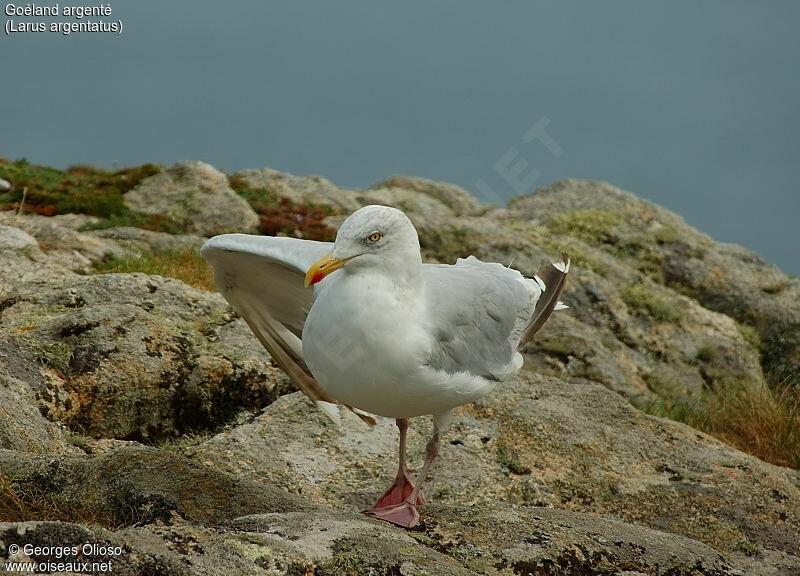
(310, 272), (326, 286)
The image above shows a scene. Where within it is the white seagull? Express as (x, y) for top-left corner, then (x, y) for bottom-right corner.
(201, 204), (569, 527)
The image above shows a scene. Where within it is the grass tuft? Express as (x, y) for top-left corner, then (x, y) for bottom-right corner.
(93, 246), (215, 291)
(648, 379), (800, 469)
(0, 474), (114, 526)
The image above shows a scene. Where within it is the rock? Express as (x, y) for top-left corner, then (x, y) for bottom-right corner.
(413, 505), (737, 576)
(0, 221), (286, 442)
(0, 225), (37, 251)
(503, 179), (799, 385)
(1, 514), (475, 576)
(0, 445), (311, 527)
(86, 226), (205, 256)
(232, 168), (364, 214)
(125, 161), (259, 236)
(183, 376), (799, 575)
(0, 372), (76, 454)
(233, 168), (478, 222)
(0, 225), (73, 302)
(370, 174), (486, 216)
(0, 507), (740, 575)
(359, 186), (455, 220)
(0, 271), (292, 441)
(0, 213), (127, 273)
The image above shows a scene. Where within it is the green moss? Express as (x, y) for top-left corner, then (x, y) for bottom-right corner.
(621, 284), (681, 323)
(545, 209), (671, 281)
(0, 473), (116, 527)
(0, 158), (179, 232)
(227, 173), (277, 205)
(79, 212), (184, 234)
(536, 335), (573, 360)
(546, 209), (622, 245)
(418, 225), (479, 263)
(156, 431), (213, 451)
(653, 225), (682, 244)
(496, 445), (531, 475)
(646, 395), (710, 429)
(318, 551), (364, 576)
(0, 158), (160, 216)
(64, 431), (93, 453)
(616, 236), (665, 281)
(735, 539), (761, 557)
(693, 342), (721, 364)
(537, 234), (608, 277)
(761, 278), (791, 294)
(735, 321), (762, 350)
(408, 531), (438, 547)
(19, 333), (73, 372)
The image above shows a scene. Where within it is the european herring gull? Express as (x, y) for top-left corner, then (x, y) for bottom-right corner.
(201, 204), (569, 527)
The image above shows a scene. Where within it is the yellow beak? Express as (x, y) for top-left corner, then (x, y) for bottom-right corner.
(304, 252), (355, 287)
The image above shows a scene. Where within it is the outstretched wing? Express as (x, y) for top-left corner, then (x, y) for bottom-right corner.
(201, 234), (344, 422)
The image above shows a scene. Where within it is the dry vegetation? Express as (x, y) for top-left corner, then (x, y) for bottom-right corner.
(0, 474), (113, 527)
(650, 379), (800, 469)
(93, 246), (215, 291)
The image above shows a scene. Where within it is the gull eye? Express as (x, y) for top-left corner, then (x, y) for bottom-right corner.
(367, 231), (382, 243)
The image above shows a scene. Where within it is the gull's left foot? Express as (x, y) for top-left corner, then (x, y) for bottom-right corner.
(365, 469), (426, 512)
(364, 500), (420, 528)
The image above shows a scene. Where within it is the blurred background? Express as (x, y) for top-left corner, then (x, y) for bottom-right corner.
(2, 1), (797, 274)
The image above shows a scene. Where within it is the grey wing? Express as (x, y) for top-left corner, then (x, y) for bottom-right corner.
(200, 234), (344, 421)
(422, 257), (536, 381)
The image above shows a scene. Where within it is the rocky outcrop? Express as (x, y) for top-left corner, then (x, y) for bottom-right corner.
(3, 506), (737, 576)
(1, 167), (798, 575)
(125, 161), (260, 236)
(0, 445), (310, 527)
(370, 175), (487, 216)
(185, 383), (798, 569)
(233, 169), (488, 222)
(0, 225), (291, 441)
(501, 179), (799, 386)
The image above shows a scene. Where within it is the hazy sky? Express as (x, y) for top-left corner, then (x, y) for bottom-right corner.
(2, 1), (798, 274)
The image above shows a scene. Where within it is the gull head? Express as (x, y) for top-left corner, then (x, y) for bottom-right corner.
(305, 205), (421, 287)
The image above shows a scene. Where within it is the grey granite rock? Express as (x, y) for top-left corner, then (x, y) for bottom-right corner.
(125, 161), (259, 236)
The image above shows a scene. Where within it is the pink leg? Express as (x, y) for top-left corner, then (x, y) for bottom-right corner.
(366, 428), (441, 528)
(365, 419), (426, 513)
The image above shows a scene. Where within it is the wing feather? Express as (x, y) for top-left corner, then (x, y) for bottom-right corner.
(423, 254), (570, 380)
(202, 234), (379, 425)
(423, 257), (533, 381)
(517, 253), (570, 350)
